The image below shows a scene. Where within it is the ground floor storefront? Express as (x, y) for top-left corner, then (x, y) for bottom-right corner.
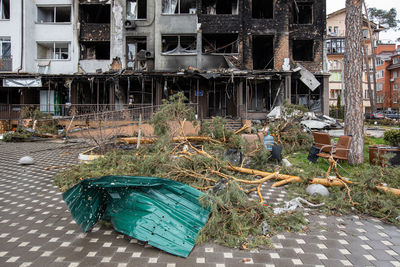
(0, 71), (329, 121)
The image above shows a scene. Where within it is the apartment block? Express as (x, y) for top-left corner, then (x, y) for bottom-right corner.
(326, 8), (383, 113)
(0, 0), (329, 121)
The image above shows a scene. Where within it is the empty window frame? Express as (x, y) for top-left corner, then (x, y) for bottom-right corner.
(127, 37), (147, 70)
(293, 2), (313, 24)
(0, 37), (11, 58)
(162, 35), (196, 55)
(162, 0), (196, 14)
(37, 42), (70, 60)
(292, 40), (314, 61)
(326, 39), (345, 54)
(80, 42), (110, 60)
(80, 4), (110, 23)
(252, 35), (274, 69)
(252, 0), (273, 19)
(202, 34), (239, 54)
(202, 0), (238, 15)
(37, 6), (71, 23)
(127, 0), (147, 20)
(0, 0), (10, 20)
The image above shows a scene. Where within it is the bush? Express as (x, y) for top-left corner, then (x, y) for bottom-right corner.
(384, 129), (400, 146)
(329, 106), (345, 120)
(2, 127), (33, 142)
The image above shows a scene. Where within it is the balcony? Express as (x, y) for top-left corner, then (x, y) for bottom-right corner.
(79, 23), (110, 42)
(0, 57), (12, 72)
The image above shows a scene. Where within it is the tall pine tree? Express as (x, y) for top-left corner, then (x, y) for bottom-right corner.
(344, 0), (364, 164)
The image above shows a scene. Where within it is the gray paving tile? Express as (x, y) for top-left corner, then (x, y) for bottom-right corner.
(0, 141), (399, 267)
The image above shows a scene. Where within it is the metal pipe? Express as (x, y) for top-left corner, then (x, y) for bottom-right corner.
(17, 0), (24, 73)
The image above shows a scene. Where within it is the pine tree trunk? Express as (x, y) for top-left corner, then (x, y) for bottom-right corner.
(344, 0), (364, 164)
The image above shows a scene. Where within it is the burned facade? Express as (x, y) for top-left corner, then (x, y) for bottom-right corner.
(0, 0), (328, 121)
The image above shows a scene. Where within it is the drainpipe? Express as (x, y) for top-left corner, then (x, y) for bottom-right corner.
(17, 0), (24, 73)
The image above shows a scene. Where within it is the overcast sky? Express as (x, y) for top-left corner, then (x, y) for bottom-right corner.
(327, 0), (400, 42)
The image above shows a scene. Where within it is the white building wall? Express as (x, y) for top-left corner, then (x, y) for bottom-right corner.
(0, 0), (22, 72)
(23, 0), (77, 74)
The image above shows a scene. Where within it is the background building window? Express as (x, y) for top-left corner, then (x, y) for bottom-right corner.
(37, 6), (71, 23)
(0, 0), (10, 20)
(37, 42), (70, 60)
(327, 38), (345, 54)
(377, 83), (383, 91)
(376, 70), (384, 79)
(393, 71), (398, 79)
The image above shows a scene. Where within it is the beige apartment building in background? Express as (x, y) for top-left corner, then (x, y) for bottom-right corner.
(326, 8), (384, 113)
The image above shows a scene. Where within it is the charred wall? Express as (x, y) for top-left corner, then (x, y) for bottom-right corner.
(196, 0), (325, 73)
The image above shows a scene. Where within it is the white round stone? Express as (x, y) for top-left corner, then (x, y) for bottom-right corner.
(18, 156), (35, 165)
(306, 184), (329, 197)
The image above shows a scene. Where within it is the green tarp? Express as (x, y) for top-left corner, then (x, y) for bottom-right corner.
(63, 176), (210, 258)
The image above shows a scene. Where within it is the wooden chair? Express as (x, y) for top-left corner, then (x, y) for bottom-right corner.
(317, 135), (352, 162)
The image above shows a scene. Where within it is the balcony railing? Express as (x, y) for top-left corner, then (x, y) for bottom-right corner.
(0, 57), (12, 72)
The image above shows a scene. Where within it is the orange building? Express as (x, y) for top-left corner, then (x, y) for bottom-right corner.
(375, 44), (399, 110)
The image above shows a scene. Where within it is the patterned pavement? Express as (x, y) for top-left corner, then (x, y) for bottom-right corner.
(0, 141), (400, 267)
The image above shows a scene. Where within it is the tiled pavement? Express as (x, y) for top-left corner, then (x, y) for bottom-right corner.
(0, 141), (400, 267)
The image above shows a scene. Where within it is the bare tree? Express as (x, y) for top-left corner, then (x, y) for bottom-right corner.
(344, 0), (365, 164)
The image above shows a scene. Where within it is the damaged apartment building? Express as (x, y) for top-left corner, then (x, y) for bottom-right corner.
(0, 0), (329, 120)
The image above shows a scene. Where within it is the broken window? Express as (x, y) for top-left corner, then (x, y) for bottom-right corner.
(292, 40), (313, 61)
(80, 42), (110, 60)
(202, 0), (238, 15)
(37, 6), (71, 23)
(1, 0), (10, 20)
(37, 42), (70, 60)
(0, 37), (11, 58)
(326, 39), (345, 54)
(252, 0), (273, 19)
(293, 2), (313, 24)
(162, 35), (196, 55)
(202, 34), (238, 54)
(162, 0), (196, 14)
(252, 36), (274, 70)
(127, 37), (147, 70)
(127, 0), (147, 20)
(80, 4), (110, 23)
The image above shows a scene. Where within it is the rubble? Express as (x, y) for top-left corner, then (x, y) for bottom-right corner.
(273, 197), (325, 215)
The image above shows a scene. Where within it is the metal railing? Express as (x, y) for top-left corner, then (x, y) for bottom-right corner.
(0, 103), (199, 121)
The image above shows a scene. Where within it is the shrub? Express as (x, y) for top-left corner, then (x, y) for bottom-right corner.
(384, 129), (400, 146)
